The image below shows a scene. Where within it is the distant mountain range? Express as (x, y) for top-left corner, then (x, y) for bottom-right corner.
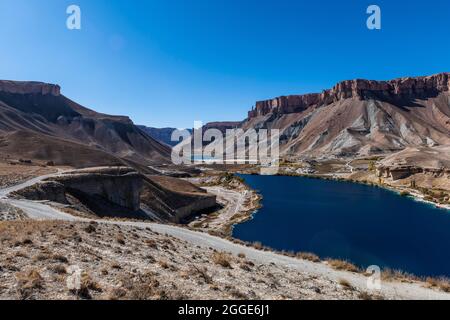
(137, 126), (193, 147)
(139, 121), (241, 147)
(235, 73), (450, 159)
(0, 81), (171, 167)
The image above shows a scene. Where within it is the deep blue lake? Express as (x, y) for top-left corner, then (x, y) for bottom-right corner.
(233, 174), (450, 278)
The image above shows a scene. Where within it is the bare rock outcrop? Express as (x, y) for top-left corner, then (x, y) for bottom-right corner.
(13, 167), (143, 211)
(376, 146), (450, 181)
(141, 175), (217, 223)
(50, 170), (143, 211)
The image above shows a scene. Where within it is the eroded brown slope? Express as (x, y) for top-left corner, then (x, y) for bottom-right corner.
(0, 81), (170, 166)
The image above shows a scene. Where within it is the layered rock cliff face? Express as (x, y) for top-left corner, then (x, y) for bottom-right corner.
(241, 73), (450, 158)
(248, 73), (450, 119)
(0, 81), (61, 96)
(51, 170), (143, 211)
(141, 175), (217, 223)
(12, 167), (217, 221)
(12, 167), (143, 212)
(376, 146), (450, 181)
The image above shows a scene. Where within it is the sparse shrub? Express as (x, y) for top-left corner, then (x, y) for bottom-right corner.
(358, 291), (384, 300)
(16, 269), (44, 299)
(426, 277), (450, 292)
(381, 268), (418, 282)
(110, 263), (122, 270)
(128, 273), (161, 300)
(15, 251), (28, 258)
(21, 238), (33, 245)
(146, 254), (156, 263)
(338, 278), (354, 290)
(70, 272), (102, 300)
(50, 265), (67, 274)
(358, 291), (373, 300)
(212, 252), (232, 269)
(239, 263), (252, 272)
(244, 260), (255, 267)
(297, 252), (320, 262)
(116, 235), (125, 245)
(52, 254), (68, 264)
(108, 287), (127, 300)
(326, 259), (360, 273)
(33, 253), (50, 262)
(84, 224), (96, 234)
(84, 277), (102, 293)
(145, 239), (158, 249)
(229, 289), (248, 299)
(252, 242), (263, 250)
(191, 266), (213, 284)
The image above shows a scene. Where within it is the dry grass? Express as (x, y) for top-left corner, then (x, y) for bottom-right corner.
(191, 265), (213, 284)
(145, 239), (158, 249)
(239, 263), (252, 272)
(326, 259), (360, 273)
(50, 265), (67, 274)
(297, 252), (321, 263)
(116, 235), (126, 245)
(124, 272), (185, 300)
(252, 242), (263, 250)
(70, 272), (102, 300)
(84, 224), (96, 234)
(358, 291), (384, 300)
(426, 277), (450, 292)
(381, 268), (418, 283)
(212, 252), (232, 269)
(229, 288), (248, 299)
(15, 269), (44, 299)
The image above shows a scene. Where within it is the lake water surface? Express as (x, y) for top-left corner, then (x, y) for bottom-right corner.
(233, 174), (450, 278)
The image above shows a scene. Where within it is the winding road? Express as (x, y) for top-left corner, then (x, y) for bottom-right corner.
(1, 172), (450, 300)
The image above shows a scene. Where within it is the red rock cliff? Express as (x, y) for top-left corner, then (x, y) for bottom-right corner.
(0, 80), (61, 96)
(248, 73), (450, 118)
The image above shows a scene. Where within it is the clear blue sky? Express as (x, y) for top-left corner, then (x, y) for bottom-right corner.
(1, 0), (449, 128)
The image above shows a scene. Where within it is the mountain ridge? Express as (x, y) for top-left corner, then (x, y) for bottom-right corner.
(0, 80), (171, 167)
(240, 73), (450, 158)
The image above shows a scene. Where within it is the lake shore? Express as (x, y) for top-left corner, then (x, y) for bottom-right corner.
(185, 169), (450, 295)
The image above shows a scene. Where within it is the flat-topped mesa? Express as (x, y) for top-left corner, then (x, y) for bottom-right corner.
(248, 73), (450, 119)
(0, 80), (61, 96)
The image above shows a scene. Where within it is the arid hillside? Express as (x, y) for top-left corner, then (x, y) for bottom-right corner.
(0, 220), (375, 300)
(0, 81), (171, 167)
(240, 73), (450, 159)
